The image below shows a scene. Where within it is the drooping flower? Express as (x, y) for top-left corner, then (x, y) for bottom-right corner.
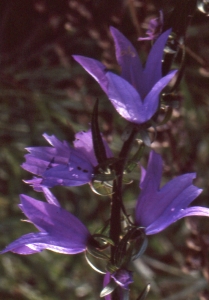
(1, 188), (91, 255)
(135, 150), (209, 235)
(111, 269), (133, 290)
(102, 269), (133, 300)
(73, 27), (177, 125)
(138, 11), (163, 41)
(22, 130), (112, 191)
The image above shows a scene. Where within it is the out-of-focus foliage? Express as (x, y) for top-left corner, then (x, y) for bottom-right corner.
(0, 0), (209, 299)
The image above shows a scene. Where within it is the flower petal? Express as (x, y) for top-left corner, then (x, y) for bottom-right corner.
(1, 231), (88, 255)
(23, 160), (92, 188)
(112, 269), (133, 289)
(110, 26), (143, 93)
(22, 133), (94, 188)
(137, 176), (201, 229)
(19, 195), (90, 252)
(24, 134), (71, 162)
(142, 29), (171, 97)
(139, 150), (162, 190)
(72, 55), (108, 93)
(43, 133), (71, 156)
(74, 130), (112, 166)
(159, 174), (201, 208)
(136, 151), (203, 230)
(24, 177), (43, 191)
(105, 72), (152, 124)
(21, 134), (71, 175)
(136, 151), (162, 224)
(142, 70), (177, 118)
(42, 161), (93, 186)
(175, 206), (209, 219)
(13, 245), (41, 255)
(22, 155), (50, 176)
(42, 187), (61, 207)
(0, 232), (50, 254)
(103, 272), (112, 300)
(146, 205), (208, 235)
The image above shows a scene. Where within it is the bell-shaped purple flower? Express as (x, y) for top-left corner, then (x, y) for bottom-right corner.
(73, 27), (177, 125)
(22, 130), (112, 191)
(1, 188), (91, 255)
(135, 150), (209, 235)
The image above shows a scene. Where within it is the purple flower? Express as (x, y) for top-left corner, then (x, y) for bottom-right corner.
(138, 11), (163, 41)
(73, 27), (177, 125)
(1, 188), (91, 255)
(111, 269), (133, 289)
(102, 270), (133, 300)
(22, 130), (112, 190)
(135, 150), (209, 235)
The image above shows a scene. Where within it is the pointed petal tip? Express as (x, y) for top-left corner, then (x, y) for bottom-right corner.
(109, 26), (118, 35)
(145, 205), (209, 235)
(42, 133), (55, 145)
(42, 132), (50, 139)
(163, 28), (172, 36)
(72, 54), (81, 62)
(19, 194), (32, 205)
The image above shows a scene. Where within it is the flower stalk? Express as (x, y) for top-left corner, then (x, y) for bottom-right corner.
(110, 127), (138, 300)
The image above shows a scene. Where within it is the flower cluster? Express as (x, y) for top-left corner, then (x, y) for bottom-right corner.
(2, 25), (209, 300)
(3, 151), (209, 255)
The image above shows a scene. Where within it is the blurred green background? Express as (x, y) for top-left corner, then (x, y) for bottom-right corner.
(0, 0), (209, 299)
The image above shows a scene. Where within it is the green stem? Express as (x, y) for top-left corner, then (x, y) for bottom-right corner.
(109, 126), (138, 300)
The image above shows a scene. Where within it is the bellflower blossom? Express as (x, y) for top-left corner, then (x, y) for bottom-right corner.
(0, 188), (91, 255)
(138, 11), (164, 41)
(135, 151), (209, 235)
(73, 27), (177, 125)
(22, 130), (112, 191)
(103, 270), (133, 300)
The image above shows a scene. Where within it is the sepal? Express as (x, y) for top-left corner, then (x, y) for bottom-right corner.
(100, 279), (117, 297)
(113, 227), (147, 268)
(197, 0), (209, 15)
(136, 283), (151, 300)
(124, 140), (145, 173)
